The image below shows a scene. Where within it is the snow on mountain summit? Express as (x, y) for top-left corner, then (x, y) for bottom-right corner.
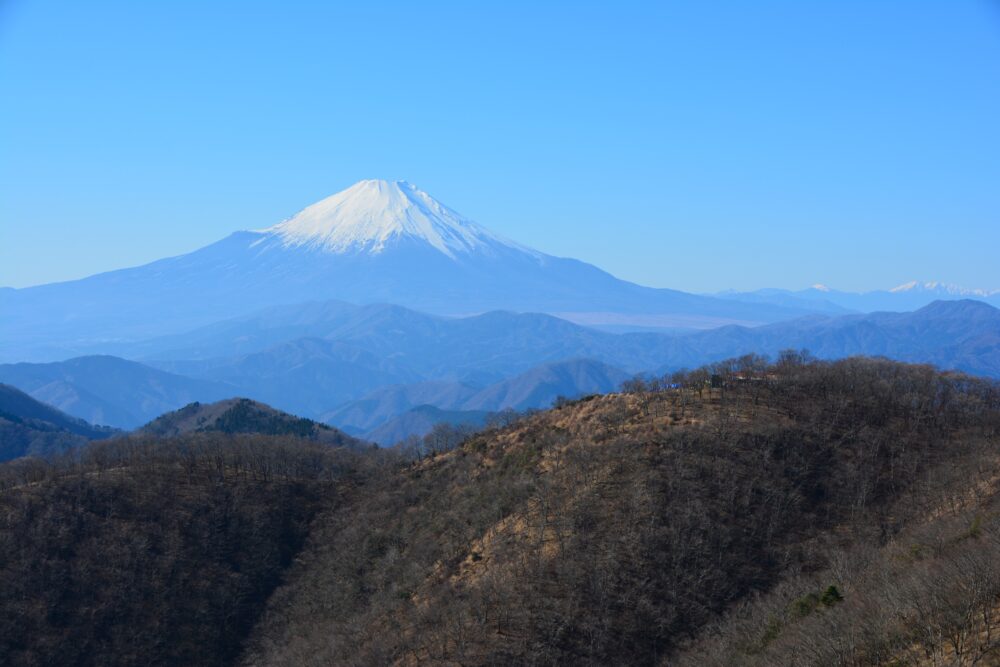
(889, 280), (999, 297)
(258, 179), (530, 259)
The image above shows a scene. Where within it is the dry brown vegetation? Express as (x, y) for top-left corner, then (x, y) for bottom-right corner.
(2, 354), (999, 666)
(241, 355), (1000, 666)
(0, 435), (379, 667)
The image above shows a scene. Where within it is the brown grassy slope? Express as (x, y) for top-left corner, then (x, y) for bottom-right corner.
(241, 358), (1000, 666)
(673, 425), (1000, 664)
(674, 496), (1000, 667)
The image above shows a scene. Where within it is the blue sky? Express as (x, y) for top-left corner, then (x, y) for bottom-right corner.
(2, 1), (999, 293)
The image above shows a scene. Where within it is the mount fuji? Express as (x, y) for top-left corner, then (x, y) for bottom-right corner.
(2, 180), (812, 361)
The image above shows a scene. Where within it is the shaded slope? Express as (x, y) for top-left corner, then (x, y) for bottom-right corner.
(675, 490), (1000, 666)
(0, 383), (114, 439)
(0, 356), (234, 428)
(0, 435), (377, 667)
(0, 383), (117, 461)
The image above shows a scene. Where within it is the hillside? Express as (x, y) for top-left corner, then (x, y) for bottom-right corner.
(240, 356), (1000, 665)
(140, 398), (367, 450)
(0, 435), (376, 667)
(0, 355), (234, 428)
(2, 356), (999, 666)
(0, 383), (115, 439)
(0, 383), (117, 461)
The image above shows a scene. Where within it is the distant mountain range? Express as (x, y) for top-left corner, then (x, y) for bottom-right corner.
(2, 300), (996, 442)
(0, 356), (232, 428)
(0, 180), (828, 363)
(0, 383), (117, 461)
(670, 298), (1000, 379)
(154, 338), (422, 417)
(329, 359), (630, 443)
(324, 302), (998, 441)
(716, 281), (1000, 315)
(364, 405), (493, 446)
(141, 297), (1000, 384)
(140, 302), (665, 378)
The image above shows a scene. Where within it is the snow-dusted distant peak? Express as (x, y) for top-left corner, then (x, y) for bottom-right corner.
(889, 280), (999, 297)
(889, 280), (920, 293)
(257, 179), (534, 259)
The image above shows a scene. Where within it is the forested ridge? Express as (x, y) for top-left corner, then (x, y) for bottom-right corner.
(140, 398), (367, 450)
(1, 355), (999, 666)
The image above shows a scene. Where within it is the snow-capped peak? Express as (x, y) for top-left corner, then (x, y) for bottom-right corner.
(810, 283), (831, 292)
(889, 280), (999, 296)
(258, 179), (530, 259)
(889, 280), (920, 293)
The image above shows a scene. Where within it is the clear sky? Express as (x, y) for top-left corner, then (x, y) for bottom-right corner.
(2, 1), (999, 293)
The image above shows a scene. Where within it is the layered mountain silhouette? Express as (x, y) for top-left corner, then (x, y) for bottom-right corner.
(328, 358), (630, 443)
(0, 356), (233, 428)
(141, 303), (666, 378)
(155, 338), (422, 417)
(718, 281), (1000, 314)
(669, 298), (1000, 378)
(0, 383), (117, 461)
(364, 405), (493, 446)
(1, 180), (820, 362)
(3, 300), (995, 437)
